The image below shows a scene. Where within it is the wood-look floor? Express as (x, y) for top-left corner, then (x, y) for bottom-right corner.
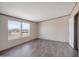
(0, 39), (78, 57)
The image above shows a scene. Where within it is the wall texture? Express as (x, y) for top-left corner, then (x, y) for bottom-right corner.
(38, 15), (70, 42)
(0, 15), (37, 51)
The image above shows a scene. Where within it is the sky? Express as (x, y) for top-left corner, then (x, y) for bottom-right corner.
(8, 20), (30, 30)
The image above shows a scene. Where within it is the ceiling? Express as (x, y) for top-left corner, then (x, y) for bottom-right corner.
(0, 2), (76, 22)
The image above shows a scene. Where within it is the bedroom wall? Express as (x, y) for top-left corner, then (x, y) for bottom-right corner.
(38, 15), (70, 42)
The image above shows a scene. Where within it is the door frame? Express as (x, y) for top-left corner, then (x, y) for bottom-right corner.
(74, 11), (79, 51)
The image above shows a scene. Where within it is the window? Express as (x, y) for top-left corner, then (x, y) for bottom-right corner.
(22, 22), (30, 37)
(8, 20), (21, 40)
(8, 20), (30, 40)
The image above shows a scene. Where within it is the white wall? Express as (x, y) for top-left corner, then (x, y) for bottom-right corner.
(0, 15), (37, 51)
(69, 17), (74, 48)
(38, 15), (70, 42)
(69, 3), (79, 49)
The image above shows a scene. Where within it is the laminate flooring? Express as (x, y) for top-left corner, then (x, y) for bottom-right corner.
(0, 39), (78, 57)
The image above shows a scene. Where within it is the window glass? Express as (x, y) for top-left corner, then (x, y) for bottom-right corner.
(22, 23), (30, 37)
(8, 20), (21, 40)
